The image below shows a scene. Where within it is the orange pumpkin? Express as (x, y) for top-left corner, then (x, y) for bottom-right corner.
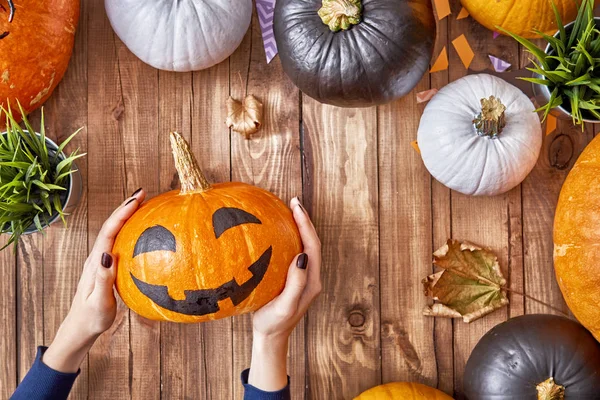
(461, 0), (600, 39)
(0, 0), (79, 123)
(354, 382), (453, 400)
(113, 132), (302, 323)
(554, 135), (600, 341)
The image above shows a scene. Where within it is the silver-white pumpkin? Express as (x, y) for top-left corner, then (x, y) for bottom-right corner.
(417, 74), (542, 196)
(105, 0), (253, 72)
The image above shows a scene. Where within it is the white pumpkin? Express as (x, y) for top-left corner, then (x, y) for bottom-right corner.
(417, 74), (542, 196)
(105, 0), (253, 72)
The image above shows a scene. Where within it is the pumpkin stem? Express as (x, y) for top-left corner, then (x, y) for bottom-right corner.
(318, 0), (362, 32)
(473, 96), (506, 138)
(169, 131), (212, 194)
(536, 378), (565, 400)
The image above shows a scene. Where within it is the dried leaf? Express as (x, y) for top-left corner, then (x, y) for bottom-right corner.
(226, 95), (263, 139)
(422, 239), (509, 323)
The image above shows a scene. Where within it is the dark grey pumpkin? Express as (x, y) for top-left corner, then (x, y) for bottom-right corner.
(273, 0), (436, 107)
(464, 314), (600, 400)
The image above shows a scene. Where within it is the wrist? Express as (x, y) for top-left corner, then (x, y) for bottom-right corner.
(42, 319), (98, 373)
(248, 332), (289, 391)
(252, 330), (289, 352)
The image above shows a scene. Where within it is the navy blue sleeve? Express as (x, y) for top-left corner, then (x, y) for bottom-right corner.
(11, 346), (79, 400)
(241, 369), (290, 400)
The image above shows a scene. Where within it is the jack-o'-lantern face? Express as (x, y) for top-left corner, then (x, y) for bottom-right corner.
(131, 206), (271, 316)
(113, 183), (302, 323)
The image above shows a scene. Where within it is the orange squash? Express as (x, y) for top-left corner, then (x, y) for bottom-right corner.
(461, 0), (600, 39)
(354, 382), (453, 400)
(0, 0), (79, 123)
(113, 133), (301, 323)
(554, 135), (600, 341)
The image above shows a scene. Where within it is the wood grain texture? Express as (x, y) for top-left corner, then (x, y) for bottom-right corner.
(378, 74), (436, 387)
(304, 102), (380, 398)
(0, 237), (16, 397)
(6, 1), (586, 398)
(157, 70), (205, 400)
(41, 0), (89, 396)
(518, 41), (596, 317)
(16, 234), (44, 381)
(229, 10), (304, 398)
(191, 60), (233, 399)
(522, 120), (594, 315)
(115, 30), (162, 400)
(448, 6), (520, 398)
(429, 3), (453, 395)
(87, 0), (130, 397)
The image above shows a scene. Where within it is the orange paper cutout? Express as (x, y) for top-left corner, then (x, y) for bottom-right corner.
(546, 114), (557, 136)
(457, 7), (470, 19)
(433, 0), (451, 20)
(430, 47), (449, 73)
(452, 34), (475, 69)
(411, 140), (421, 155)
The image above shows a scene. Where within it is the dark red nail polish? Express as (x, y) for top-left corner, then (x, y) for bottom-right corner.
(125, 198), (136, 206)
(131, 187), (142, 197)
(101, 253), (113, 268)
(297, 253), (308, 269)
(296, 198), (306, 213)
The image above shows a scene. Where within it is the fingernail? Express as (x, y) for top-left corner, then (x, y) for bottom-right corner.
(295, 198), (305, 213)
(125, 197), (136, 206)
(101, 253), (113, 268)
(297, 253), (308, 269)
(131, 187), (142, 197)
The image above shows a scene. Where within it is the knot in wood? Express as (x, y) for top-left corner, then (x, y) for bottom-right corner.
(348, 310), (366, 327)
(549, 134), (573, 170)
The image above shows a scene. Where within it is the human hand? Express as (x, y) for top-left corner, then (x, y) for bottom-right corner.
(42, 188), (145, 373)
(248, 197), (322, 391)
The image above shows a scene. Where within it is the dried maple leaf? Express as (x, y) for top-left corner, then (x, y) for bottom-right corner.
(226, 95), (263, 139)
(423, 239), (509, 323)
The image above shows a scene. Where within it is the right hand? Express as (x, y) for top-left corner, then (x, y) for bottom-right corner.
(252, 196), (322, 341)
(248, 196), (322, 391)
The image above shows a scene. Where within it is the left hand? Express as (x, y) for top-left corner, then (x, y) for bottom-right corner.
(42, 189), (145, 373)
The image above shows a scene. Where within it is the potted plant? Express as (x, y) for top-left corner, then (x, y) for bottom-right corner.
(500, 0), (600, 128)
(0, 103), (84, 250)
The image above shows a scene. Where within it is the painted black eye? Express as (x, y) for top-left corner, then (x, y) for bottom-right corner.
(133, 225), (176, 257)
(212, 207), (262, 239)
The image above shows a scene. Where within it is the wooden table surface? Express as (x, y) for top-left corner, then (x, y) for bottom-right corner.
(0, 1), (592, 399)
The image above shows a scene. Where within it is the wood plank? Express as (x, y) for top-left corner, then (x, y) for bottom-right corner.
(87, 0), (129, 397)
(229, 9), (304, 398)
(191, 60), (233, 399)
(41, 0), (89, 396)
(157, 70), (208, 400)
(378, 75), (436, 387)
(16, 235), (44, 380)
(113, 32), (161, 400)
(522, 123), (593, 315)
(304, 102), (380, 398)
(448, 5), (520, 397)
(429, 4), (453, 395)
(518, 42), (595, 317)
(0, 237), (16, 397)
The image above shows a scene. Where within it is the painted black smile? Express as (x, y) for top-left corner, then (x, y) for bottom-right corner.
(130, 246), (272, 316)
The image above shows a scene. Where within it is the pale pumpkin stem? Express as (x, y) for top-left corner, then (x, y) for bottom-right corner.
(473, 96), (506, 138)
(169, 131), (211, 194)
(536, 378), (565, 400)
(318, 0), (362, 32)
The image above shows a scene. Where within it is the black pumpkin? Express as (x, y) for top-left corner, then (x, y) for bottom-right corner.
(464, 314), (600, 400)
(273, 0), (436, 107)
